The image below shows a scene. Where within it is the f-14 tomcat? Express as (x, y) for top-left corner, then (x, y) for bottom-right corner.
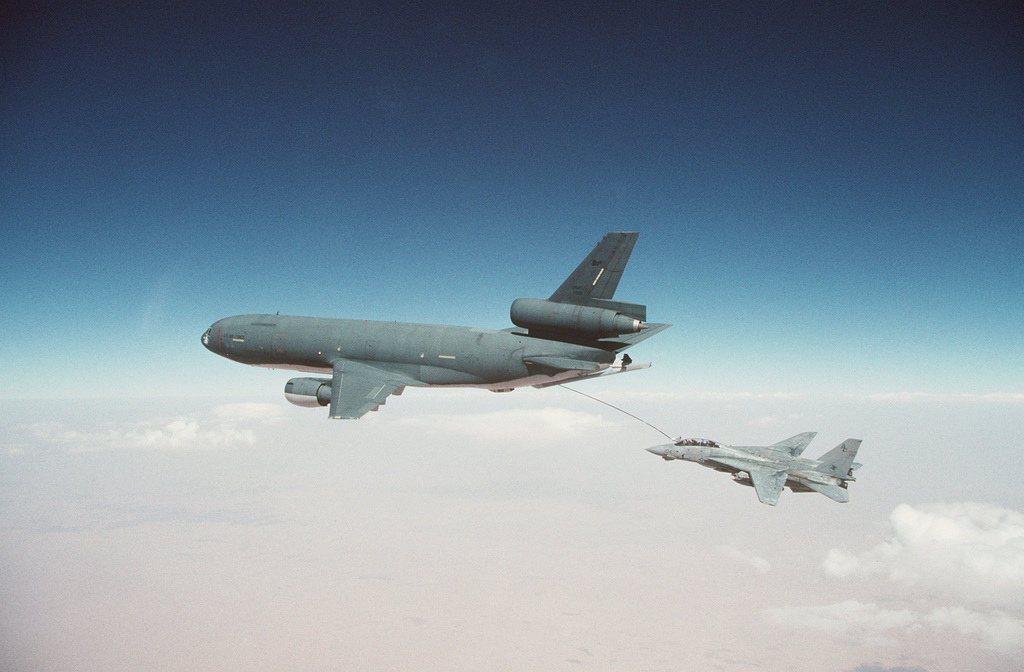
(202, 232), (669, 418)
(646, 433), (863, 505)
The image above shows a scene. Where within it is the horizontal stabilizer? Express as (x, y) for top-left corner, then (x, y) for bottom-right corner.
(800, 480), (850, 503)
(523, 356), (604, 373)
(606, 323), (672, 352)
(531, 359), (650, 388)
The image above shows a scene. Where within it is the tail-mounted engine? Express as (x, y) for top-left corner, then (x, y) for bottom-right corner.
(510, 298), (645, 338)
(284, 377), (331, 407)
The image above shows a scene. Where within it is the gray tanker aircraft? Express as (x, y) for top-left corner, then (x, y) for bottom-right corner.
(202, 232), (669, 419)
(646, 433), (862, 505)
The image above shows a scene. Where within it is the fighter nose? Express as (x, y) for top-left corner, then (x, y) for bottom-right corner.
(646, 445), (668, 456)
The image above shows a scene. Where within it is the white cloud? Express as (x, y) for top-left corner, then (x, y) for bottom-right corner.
(211, 402), (287, 424)
(6, 403), (286, 453)
(824, 503), (1024, 607)
(925, 607), (1024, 655)
(766, 599), (1024, 655)
(863, 392), (1024, 403)
(783, 503), (1024, 657)
(764, 600), (918, 644)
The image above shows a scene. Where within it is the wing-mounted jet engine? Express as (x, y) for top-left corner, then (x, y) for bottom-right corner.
(283, 377), (331, 407)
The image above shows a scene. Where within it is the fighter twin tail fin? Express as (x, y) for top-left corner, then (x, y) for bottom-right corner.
(813, 439), (863, 479)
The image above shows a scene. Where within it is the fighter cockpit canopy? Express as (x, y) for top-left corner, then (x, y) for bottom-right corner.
(674, 438), (720, 448)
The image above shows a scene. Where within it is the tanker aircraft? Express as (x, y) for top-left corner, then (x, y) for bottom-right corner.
(646, 433), (863, 505)
(202, 232), (669, 418)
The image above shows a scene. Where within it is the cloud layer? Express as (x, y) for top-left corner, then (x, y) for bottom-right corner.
(770, 503), (1024, 656)
(4, 403), (286, 453)
(825, 502), (1024, 607)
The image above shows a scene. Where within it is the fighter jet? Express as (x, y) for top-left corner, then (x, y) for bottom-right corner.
(646, 433), (862, 505)
(202, 232), (669, 418)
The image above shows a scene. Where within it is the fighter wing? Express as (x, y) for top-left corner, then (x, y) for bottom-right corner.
(747, 468), (788, 506)
(801, 481), (850, 503)
(328, 359), (412, 419)
(549, 231), (638, 303)
(767, 432), (818, 457)
(711, 456), (789, 506)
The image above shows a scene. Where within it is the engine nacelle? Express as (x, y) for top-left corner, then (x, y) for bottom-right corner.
(510, 298), (644, 337)
(284, 377), (331, 408)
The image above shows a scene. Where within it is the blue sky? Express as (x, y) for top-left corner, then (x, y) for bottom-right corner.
(2, 1), (1021, 398)
(2, 3), (1023, 671)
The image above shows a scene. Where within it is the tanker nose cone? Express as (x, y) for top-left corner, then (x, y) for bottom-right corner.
(202, 323), (221, 352)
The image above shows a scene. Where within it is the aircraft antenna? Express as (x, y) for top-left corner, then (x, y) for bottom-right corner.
(558, 384), (674, 441)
